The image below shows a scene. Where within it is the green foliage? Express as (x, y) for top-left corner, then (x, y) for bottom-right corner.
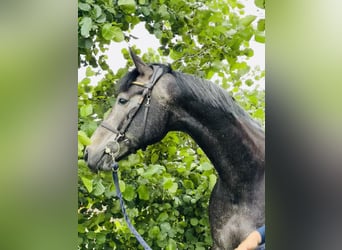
(255, 0), (265, 9)
(78, 0), (264, 249)
(78, 132), (216, 249)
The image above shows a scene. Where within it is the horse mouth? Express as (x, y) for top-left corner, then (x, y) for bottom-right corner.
(86, 139), (138, 173)
(90, 153), (114, 172)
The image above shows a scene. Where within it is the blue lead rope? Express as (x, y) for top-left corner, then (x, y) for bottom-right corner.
(111, 162), (152, 250)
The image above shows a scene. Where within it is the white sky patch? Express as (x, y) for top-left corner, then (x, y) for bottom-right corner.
(78, 1), (264, 89)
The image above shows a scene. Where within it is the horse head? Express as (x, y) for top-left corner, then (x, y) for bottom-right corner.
(85, 50), (177, 172)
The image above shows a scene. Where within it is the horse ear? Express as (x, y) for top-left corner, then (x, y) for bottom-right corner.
(129, 47), (152, 75)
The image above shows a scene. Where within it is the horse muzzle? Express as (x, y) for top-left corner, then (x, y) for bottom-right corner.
(84, 137), (133, 172)
(84, 147), (114, 172)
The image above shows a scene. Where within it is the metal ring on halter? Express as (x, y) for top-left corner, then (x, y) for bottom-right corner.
(105, 140), (121, 161)
(116, 133), (125, 141)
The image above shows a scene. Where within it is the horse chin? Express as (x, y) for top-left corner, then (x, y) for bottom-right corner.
(92, 141), (140, 172)
(95, 150), (130, 172)
(101, 157), (115, 171)
(95, 153), (114, 172)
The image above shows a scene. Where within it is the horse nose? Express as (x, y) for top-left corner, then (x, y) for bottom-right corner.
(84, 148), (89, 162)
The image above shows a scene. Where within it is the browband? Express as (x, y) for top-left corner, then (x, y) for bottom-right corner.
(130, 65), (165, 89)
(131, 81), (145, 87)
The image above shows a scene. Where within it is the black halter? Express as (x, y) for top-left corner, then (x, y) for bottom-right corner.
(100, 65), (165, 158)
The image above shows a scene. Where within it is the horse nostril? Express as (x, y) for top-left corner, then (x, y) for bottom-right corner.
(84, 148), (88, 162)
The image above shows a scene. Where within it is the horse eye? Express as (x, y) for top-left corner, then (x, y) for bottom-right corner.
(118, 98), (128, 105)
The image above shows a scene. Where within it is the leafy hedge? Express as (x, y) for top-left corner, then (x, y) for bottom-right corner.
(79, 131), (216, 249)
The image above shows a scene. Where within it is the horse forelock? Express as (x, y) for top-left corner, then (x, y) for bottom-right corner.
(118, 68), (139, 93)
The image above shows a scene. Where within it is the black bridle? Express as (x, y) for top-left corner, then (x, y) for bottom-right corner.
(100, 65), (165, 159)
(100, 65), (165, 250)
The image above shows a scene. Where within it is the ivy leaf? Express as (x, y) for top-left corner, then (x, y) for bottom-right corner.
(123, 184), (135, 201)
(85, 67), (95, 77)
(249, 95), (258, 106)
(81, 176), (93, 193)
(160, 222), (173, 238)
(163, 178), (174, 189)
(96, 233), (106, 244)
(104, 183), (116, 198)
(119, 180), (126, 192)
(254, 31), (265, 43)
(158, 4), (169, 19)
(78, 141), (84, 157)
(164, 178), (178, 194)
(118, 0), (136, 13)
(93, 179), (105, 196)
(157, 212), (168, 222)
(244, 48), (254, 57)
(118, 0), (136, 6)
(198, 162), (213, 171)
(79, 77), (91, 86)
(78, 131), (91, 146)
(142, 164), (164, 178)
(96, 14), (106, 23)
(166, 239), (177, 250)
(240, 15), (256, 27)
(101, 24), (124, 42)
(148, 226), (160, 239)
(80, 104), (93, 117)
(78, 37), (93, 49)
(209, 174), (217, 190)
(190, 218), (199, 226)
(78, 3), (91, 11)
(92, 4), (102, 19)
(255, 0), (265, 9)
(257, 19), (265, 31)
(254, 108), (264, 120)
(183, 180), (194, 189)
(137, 184), (149, 200)
(101, 23), (114, 40)
(169, 182), (178, 194)
(151, 153), (159, 164)
(80, 17), (92, 38)
(245, 79), (254, 87)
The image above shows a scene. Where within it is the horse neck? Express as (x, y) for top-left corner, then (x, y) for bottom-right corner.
(169, 76), (265, 189)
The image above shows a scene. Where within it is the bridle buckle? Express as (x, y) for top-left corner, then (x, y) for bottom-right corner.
(116, 133), (125, 141)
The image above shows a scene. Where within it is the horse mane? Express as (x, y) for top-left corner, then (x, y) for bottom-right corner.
(119, 63), (262, 129)
(171, 71), (262, 127)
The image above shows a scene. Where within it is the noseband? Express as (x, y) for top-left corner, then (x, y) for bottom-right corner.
(100, 65), (165, 160)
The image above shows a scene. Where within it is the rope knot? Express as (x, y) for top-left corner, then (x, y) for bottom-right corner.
(112, 162), (119, 172)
